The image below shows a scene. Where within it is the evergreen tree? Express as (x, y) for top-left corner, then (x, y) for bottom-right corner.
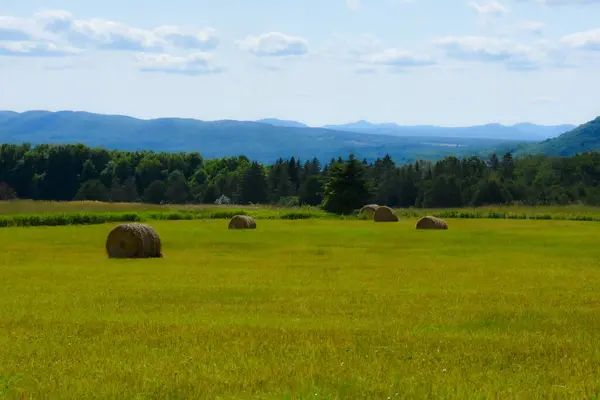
(422, 174), (462, 208)
(288, 156), (300, 191)
(276, 172), (294, 200)
(501, 152), (515, 179)
(238, 162), (268, 204)
(488, 153), (500, 171)
(299, 175), (323, 206)
(471, 176), (512, 206)
(322, 155), (372, 214)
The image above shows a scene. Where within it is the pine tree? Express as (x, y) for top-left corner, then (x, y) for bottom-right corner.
(299, 175), (323, 206)
(322, 155), (372, 214)
(238, 162), (268, 204)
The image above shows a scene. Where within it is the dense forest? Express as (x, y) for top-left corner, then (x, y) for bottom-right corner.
(1, 143), (600, 213)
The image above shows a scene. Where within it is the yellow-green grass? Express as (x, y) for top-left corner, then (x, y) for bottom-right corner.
(4, 200), (600, 222)
(1, 219), (600, 399)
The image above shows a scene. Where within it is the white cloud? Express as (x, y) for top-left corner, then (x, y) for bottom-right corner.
(51, 18), (164, 51)
(0, 10), (223, 74)
(561, 29), (600, 50)
(0, 13), (78, 58)
(468, 0), (508, 16)
(358, 48), (435, 67)
(237, 32), (308, 57)
(346, 0), (362, 10)
(0, 10), (220, 53)
(0, 41), (79, 57)
(434, 36), (541, 70)
(321, 34), (433, 72)
(0, 16), (36, 41)
(153, 26), (219, 50)
(135, 52), (224, 75)
(519, 20), (544, 35)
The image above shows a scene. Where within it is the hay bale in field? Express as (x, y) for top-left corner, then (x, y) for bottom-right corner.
(359, 204), (379, 219)
(105, 223), (162, 259)
(416, 216), (448, 230)
(228, 215), (257, 229)
(373, 205), (398, 222)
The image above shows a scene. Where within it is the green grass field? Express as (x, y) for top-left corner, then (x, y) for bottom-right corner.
(2, 217), (600, 399)
(4, 200), (600, 229)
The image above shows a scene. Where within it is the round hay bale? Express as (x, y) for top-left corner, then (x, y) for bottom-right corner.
(416, 216), (448, 230)
(228, 215), (257, 230)
(359, 204), (379, 219)
(106, 223), (162, 259)
(373, 206), (398, 222)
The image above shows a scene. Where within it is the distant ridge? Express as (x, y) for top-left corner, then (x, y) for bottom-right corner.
(253, 117), (575, 141)
(319, 120), (576, 141)
(256, 118), (308, 128)
(0, 110), (529, 164)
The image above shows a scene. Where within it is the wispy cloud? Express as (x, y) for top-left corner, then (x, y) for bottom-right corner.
(434, 36), (543, 70)
(519, 20), (545, 35)
(36, 10), (220, 52)
(0, 41), (79, 57)
(468, 0), (508, 16)
(358, 48), (436, 67)
(561, 29), (600, 51)
(237, 32), (308, 57)
(346, 0), (362, 10)
(0, 10), (220, 58)
(135, 52), (225, 75)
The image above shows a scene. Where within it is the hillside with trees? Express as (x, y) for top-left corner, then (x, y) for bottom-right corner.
(2, 143), (600, 212)
(515, 116), (600, 157)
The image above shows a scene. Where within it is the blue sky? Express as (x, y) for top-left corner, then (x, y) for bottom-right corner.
(1, 0), (599, 126)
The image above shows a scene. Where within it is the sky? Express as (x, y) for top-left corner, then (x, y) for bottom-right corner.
(1, 0), (599, 127)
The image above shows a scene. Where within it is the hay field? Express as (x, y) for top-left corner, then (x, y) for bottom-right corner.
(1, 219), (600, 399)
(0, 200), (277, 215)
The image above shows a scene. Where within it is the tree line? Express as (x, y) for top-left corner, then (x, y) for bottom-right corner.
(1, 143), (600, 213)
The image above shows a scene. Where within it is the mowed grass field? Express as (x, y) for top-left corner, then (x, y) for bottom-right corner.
(2, 218), (600, 399)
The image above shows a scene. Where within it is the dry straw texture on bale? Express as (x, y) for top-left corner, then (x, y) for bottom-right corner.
(106, 223), (163, 258)
(359, 204), (379, 219)
(373, 206), (399, 222)
(416, 216), (448, 230)
(228, 215), (257, 229)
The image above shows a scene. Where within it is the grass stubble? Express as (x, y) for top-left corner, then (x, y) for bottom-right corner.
(1, 218), (600, 398)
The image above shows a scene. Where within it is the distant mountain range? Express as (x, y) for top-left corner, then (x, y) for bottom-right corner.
(0, 110), (597, 163)
(255, 118), (309, 129)
(257, 118), (575, 141)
